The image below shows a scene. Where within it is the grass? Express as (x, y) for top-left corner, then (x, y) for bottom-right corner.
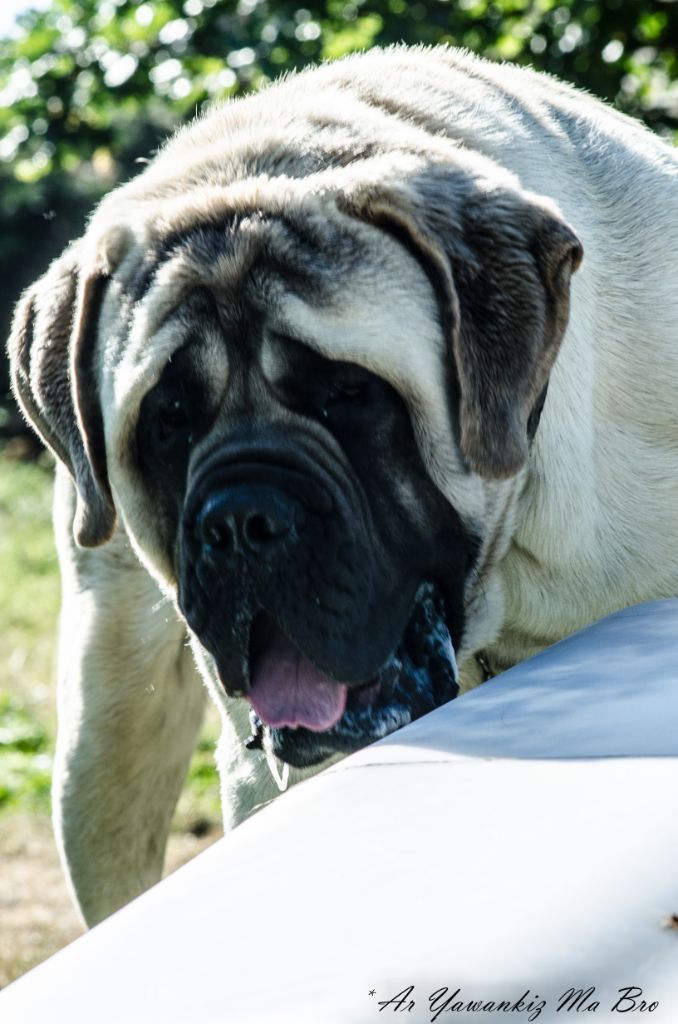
(0, 448), (60, 812)
(0, 694), (52, 812)
(0, 444), (222, 985)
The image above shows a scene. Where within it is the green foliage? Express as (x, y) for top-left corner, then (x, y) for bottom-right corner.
(0, 695), (52, 811)
(1, 0), (677, 397)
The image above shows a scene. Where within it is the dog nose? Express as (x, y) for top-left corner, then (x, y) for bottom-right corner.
(197, 485), (302, 557)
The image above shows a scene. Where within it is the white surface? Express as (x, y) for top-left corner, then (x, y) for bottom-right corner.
(2, 600), (678, 1022)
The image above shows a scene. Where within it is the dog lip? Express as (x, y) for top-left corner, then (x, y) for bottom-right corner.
(187, 564), (416, 697)
(254, 581), (460, 767)
(247, 610), (381, 688)
(247, 610), (346, 685)
(246, 610), (352, 731)
(349, 653), (402, 708)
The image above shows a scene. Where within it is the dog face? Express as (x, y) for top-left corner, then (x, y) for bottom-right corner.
(122, 215), (481, 767)
(8, 110), (581, 767)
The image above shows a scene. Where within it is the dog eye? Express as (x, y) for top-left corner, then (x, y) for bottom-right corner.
(322, 379), (370, 417)
(157, 398), (192, 442)
(328, 382), (367, 403)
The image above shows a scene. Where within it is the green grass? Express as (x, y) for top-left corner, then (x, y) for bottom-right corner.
(0, 449), (60, 708)
(0, 694), (52, 811)
(0, 446), (221, 827)
(0, 449), (59, 812)
(174, 728), (223, 834)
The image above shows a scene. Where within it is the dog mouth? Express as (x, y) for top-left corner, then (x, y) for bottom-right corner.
(242, 582), (459, 768)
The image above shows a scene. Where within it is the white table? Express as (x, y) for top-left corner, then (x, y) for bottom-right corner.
(2, 600), (678, 1022)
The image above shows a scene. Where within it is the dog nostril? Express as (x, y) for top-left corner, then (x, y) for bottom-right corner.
(203, 521), (234, 551)
(243, 511), (286, 548)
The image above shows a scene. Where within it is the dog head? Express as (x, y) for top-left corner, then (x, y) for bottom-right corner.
(8, 84), (581, 767)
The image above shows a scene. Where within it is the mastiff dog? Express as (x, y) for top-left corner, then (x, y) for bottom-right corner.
(9, 46), (678, 925)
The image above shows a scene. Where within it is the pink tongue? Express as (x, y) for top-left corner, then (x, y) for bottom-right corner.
(248, 627), (348, 732)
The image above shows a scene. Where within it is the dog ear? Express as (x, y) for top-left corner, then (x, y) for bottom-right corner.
(8, 242), (116, 547)
(340, 161), (583, 478)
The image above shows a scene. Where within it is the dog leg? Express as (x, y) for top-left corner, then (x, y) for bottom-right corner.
(52, 466), (206, 926)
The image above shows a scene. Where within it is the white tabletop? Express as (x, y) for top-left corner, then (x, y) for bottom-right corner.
(2, 600), (678, 1023)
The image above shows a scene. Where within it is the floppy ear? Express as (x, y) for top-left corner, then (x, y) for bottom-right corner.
(340, 162), (583, 478)
(8, 242), (116, 546)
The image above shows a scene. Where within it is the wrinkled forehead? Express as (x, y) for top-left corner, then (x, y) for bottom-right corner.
(97, 209), (484, 520)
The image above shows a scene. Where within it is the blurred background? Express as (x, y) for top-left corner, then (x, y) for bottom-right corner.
(1, 0), (677, 989)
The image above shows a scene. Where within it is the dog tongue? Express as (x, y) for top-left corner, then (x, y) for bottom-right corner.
(248, 625), (348, 732)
